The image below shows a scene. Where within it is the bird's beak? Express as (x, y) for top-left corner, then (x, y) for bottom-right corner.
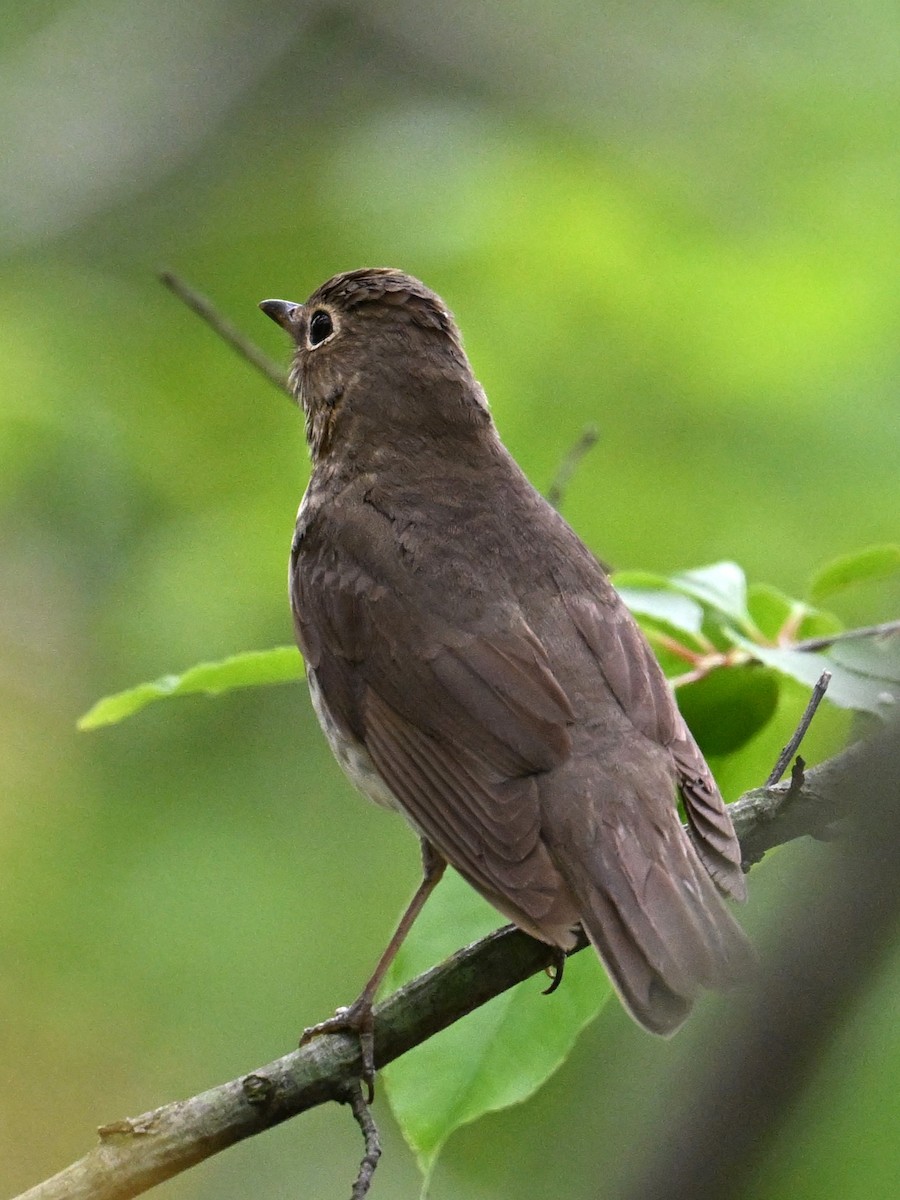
(259, 298), (301, 331)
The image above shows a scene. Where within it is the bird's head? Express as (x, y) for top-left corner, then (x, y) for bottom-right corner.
(261, 268), (490, 461)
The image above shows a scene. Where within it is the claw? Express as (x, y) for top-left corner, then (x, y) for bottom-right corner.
(300, 997), (377, 1099)
(542, 948), (567, 995)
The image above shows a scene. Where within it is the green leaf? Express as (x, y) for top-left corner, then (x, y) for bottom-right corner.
(827, 632), (900, 685)
(809, 544), (900, 604)
(612, 569), (678, 591)
(747, 583), (843, 644)
(677, 666), (781, 756)
(746, 583), (797, 640)
(77, 646), (304, 729)
(670, 562), (751, 626)
(794, 606), (845, 643)
(616, 584), (705, 636)
(382, 871), (607, 1187)
(729, 634), (898, 718)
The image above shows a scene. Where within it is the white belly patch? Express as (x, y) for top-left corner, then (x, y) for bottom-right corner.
(307, 670), (400, 812)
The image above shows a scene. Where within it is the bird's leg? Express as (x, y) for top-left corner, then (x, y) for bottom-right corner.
(300, 840), (447, 1099)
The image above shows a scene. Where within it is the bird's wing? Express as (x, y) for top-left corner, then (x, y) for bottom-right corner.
(562, 588), (745, 899)
(291, 508), (577, 934)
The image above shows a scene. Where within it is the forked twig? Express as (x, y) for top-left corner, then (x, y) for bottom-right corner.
(766, 671), (831, 786)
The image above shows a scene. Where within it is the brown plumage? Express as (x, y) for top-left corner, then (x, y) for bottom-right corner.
(261, 268), (752, 1047)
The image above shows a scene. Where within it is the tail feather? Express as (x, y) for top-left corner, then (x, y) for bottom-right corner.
(673, 726), (748, 902)
(546, 775), (754, 1035)
(579, 879), (693, 1035)
(578, 857), (752, 1034)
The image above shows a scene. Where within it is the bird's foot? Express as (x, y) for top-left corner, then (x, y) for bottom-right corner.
(300, 996), (377, 1101)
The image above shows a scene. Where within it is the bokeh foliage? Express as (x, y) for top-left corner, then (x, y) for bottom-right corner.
(1, 2), (898, 1198)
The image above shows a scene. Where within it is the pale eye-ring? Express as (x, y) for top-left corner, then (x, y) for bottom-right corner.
(308, 309), (334, 346)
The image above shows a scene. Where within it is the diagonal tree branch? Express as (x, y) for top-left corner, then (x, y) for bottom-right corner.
(13, 739), (871, 1200)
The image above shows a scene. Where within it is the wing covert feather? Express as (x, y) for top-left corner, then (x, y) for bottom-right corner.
(363, 687), (573, 932)
(292, 528), (575, 778)
(561, 589), (745, 900)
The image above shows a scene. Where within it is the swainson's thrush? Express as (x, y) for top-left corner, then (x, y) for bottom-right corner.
(261, 269), (751, 1088)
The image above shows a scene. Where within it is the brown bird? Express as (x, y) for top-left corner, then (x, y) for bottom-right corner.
(261, 268), (752, 1087)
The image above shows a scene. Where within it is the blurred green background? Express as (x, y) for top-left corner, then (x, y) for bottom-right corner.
(1, 1), (898, 1197)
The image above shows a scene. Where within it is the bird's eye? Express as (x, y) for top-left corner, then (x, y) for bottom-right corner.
(308, 309), (334, 346)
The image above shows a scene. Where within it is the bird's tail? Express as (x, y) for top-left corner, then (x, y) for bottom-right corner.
(549, 788), (754, 1035)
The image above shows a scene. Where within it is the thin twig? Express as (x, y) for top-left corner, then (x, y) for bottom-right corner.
(792, 619), (900, 652)
(342, 1082), (382, 1200)
(546, 423), (599, 510)
(158, 270), (291, 396)
(765, 671), (831, 786)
